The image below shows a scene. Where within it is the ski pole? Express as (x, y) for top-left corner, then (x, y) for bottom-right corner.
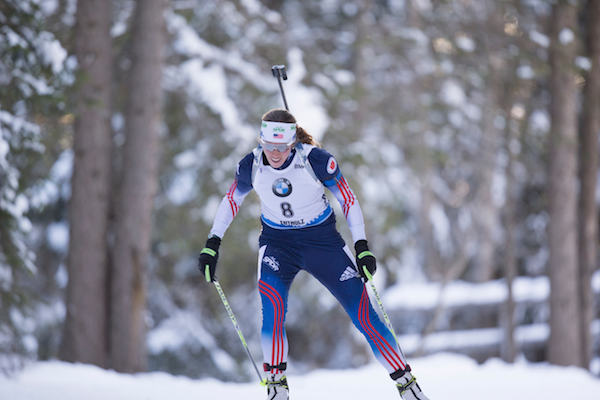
(271, 65), (289, 111)
(362, 267), (407, 360)
(213, 280), (265, 384)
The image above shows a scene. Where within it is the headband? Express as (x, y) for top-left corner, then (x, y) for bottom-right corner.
(260, 120), (297, 144)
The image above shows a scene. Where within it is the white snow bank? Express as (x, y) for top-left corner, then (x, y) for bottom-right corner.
(385, 271), (600, 309)
(1, 353), (599, 399)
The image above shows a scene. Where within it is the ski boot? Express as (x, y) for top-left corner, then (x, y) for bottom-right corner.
(391, 366), (429, 400)
(266, 375), (289, 400)
(264, 363), (289, 400)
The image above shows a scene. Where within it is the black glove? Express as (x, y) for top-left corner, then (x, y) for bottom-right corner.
(355, 239), (376, 281)
(198, 236), (221, 282)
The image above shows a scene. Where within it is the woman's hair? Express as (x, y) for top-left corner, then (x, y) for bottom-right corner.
(261, 108), (319, 146)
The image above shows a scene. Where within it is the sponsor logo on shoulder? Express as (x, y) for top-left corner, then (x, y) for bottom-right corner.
(326, 157), (337, 174)
(263, 256), (280, 271)
(339, 266), (359, 281)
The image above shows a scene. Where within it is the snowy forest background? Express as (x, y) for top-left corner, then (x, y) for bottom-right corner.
(1, 0), (600, 383)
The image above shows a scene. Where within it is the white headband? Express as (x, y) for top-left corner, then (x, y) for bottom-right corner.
(260, 120), (297, 144)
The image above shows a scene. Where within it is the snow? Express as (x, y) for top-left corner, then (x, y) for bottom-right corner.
(429, 203), (451, 256)
(395, 320), (600, 357)
(284, 47), (328, 141)
(530, 109), (550, 132)
(240, 0), (262, 15)
(27, 149), (72, 210)
(0, 139), (8, 168)
(594, 270), (600, 292)
(38, 32), (67, 74)
(168, 12), (272, 93)
(413, 0), (433, 12)
(559, 28), (575, 45)
(2, 353), (599, 399)
(50, 149), (73, 181)
(455, 35), (475, 52)
(146, 311), (236, 372)
(166, 170), (197, 205)
(333, 69), (354, 85)
(173, 150), (198, 169)
(385, 275), (551, 309)
(529, 30), (550, 48)
(167, 12), (328, 146)
(440, 80), (466, 107)
(46, 222), (69, 252)
(36, 0), (58, 15)
(0, 264), (12, 289)
(397, 324), (548, 354)
(179, 59), (255, 143)
(517, 65), (535, 79)
(576, 56), (592, 71)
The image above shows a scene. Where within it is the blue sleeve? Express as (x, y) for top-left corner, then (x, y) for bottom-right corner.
(307, 147), (342, 187)
(235, 152), (254, 193)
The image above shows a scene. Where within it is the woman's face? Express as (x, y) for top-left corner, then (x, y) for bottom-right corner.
(263, 142), (292, 168)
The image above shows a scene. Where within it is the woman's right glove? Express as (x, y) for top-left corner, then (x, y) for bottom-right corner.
(198, 235), (221, 282)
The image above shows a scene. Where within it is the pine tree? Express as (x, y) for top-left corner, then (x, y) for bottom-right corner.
(0, 0), (66, 371)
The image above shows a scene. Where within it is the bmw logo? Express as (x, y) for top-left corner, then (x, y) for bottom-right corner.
(272, 178), (292, 197)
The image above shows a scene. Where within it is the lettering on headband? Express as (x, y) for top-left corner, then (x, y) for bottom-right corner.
(260, 120), (297, 143)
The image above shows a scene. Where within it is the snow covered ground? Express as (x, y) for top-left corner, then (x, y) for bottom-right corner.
(1, 353), (599, 400)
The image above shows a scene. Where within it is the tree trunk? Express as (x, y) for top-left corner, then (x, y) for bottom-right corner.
(501, 138), (517, 363)
(60, 0), (112, 367)
(402, 0), (443, 282)
(578, 0), (600, 370)
(470, 3), (505, 283)
(110, 0), (167, 373)
(500, 92), (525, 364)
(547, 0), (582, 367)
(472, 75), (500, 282)
(351, 0), (373, 142)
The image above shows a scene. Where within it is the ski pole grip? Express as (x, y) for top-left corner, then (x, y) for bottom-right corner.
(363, 266), (374, 281)
(205, 265), (211, 282)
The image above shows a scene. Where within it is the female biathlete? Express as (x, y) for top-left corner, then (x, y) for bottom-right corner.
(199, 108), (429, 400)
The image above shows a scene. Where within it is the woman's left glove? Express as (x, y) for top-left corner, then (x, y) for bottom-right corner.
(354, 239), (376, 280)
(198, 235), (221, 282)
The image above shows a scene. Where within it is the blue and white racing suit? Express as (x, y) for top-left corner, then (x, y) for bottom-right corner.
(209, 143), (408, 375)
